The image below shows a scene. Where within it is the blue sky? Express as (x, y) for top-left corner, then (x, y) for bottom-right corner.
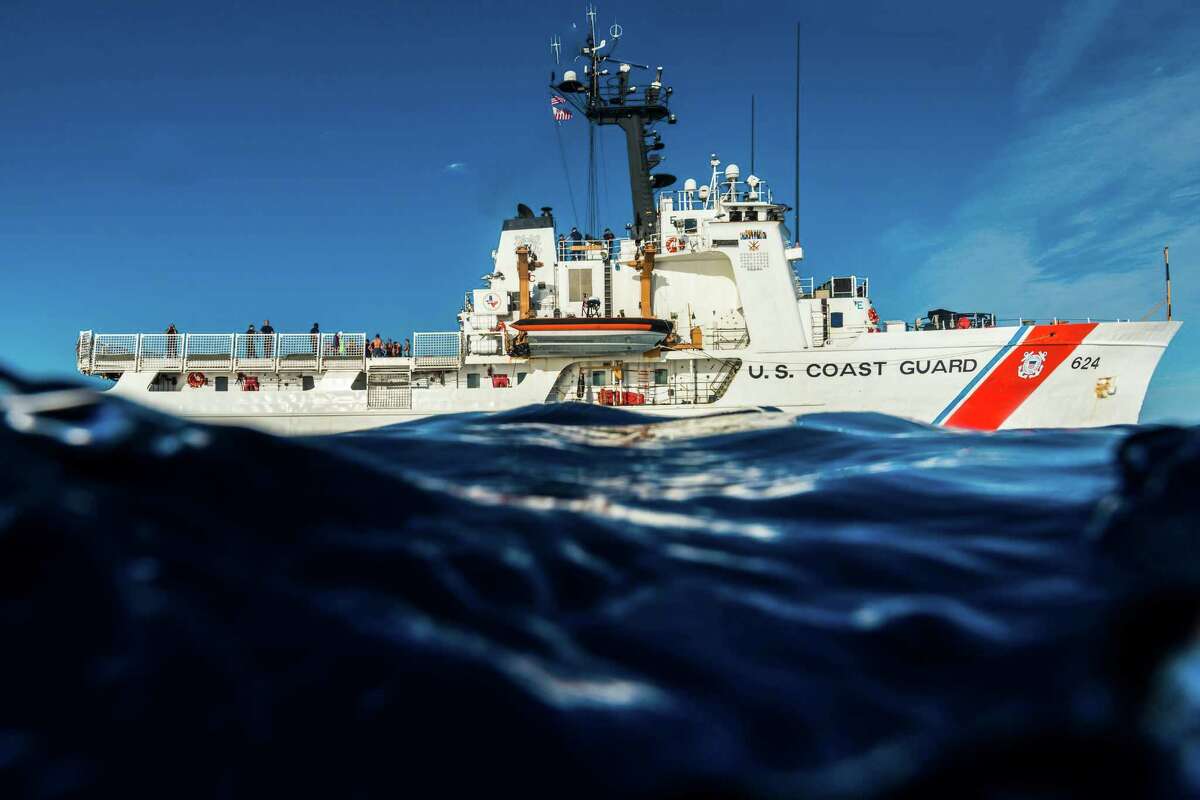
(1, 0), (1195, 421)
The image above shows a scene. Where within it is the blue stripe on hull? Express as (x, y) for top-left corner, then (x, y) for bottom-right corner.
(931, 325), (1029, 426)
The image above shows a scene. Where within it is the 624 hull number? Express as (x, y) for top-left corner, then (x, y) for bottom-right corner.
(1071, 356), (1101, 370)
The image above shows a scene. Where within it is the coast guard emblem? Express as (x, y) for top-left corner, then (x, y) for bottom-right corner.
(1017, 351), (1047, 379)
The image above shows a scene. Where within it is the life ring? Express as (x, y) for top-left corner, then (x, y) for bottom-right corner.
(867, 307), (880, 324)
(664, 236), (683, 254)
(187, 371), (207, 388)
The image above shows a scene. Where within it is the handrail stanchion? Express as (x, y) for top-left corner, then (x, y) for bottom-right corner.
(273, 334), (279, 373)
(135, 334), (143, 372)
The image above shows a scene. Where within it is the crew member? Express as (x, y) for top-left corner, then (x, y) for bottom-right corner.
(602, 227), (615, 263)
(569, 227), (583, 260)
(261, 319), (275, 358)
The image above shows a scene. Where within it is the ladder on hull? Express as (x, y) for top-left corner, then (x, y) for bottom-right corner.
(811, 302), (829, 347)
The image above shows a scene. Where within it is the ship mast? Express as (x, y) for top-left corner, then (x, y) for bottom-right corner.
(552, 11), (676, 243)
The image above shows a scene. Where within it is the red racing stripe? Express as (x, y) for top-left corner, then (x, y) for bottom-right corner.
(945, 323), (1097, 430)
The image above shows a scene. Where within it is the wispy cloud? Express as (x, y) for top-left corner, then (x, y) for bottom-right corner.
(444, 161), (467, 173)
(892, 14), (1200, 322)
(1016, 0), (1121, 110)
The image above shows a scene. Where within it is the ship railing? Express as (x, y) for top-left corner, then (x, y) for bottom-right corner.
(185, 334), (236, 373)
(670, 185), (777, 210)
(234, 334), (277, 371)
(79, 331), (371, 375)
(90, 333), (139, 372)
(320, 333), (366, 369)
(558, 238), (621, 264)
(913, 315), (1137, 331)
(76, 330), (94, 373)
(276, 333), (321, 371)
(554, 380), (727, 407)
(806, 275), (869, 299)
(550, 365), (742, 407)
(412, 331), (461, 369)
(792, 274), (814, 299)
(703, 327), (750, 350)
(139, 334), (185, 372)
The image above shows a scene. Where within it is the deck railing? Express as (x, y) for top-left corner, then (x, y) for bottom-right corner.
(912, 316), (1136, 331)
(320, 333), (366, 369)
(276, 333), (321, 371)
(557, 238), (620, 263)
(91, 334), (140, 372)
(139, 334), (184, 372)
(80, 331), (372, 375)
(703, 327), (750, 350)
(412, 331), (461, 368)
(185, 334), (236, 372)
(75, 330), (93, 373)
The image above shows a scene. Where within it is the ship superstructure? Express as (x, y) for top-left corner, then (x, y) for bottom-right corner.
(74, 14), (1179, 436)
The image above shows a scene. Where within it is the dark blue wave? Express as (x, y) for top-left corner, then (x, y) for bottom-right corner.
(1, 368), (1198, 798)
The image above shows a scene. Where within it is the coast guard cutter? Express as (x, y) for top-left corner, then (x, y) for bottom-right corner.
(74, 13), (1180, 435)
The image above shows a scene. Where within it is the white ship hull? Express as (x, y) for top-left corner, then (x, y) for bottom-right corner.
(97, 320), (1177, 436)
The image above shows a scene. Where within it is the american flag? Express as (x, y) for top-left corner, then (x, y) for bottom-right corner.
(550, 95), (572, 121)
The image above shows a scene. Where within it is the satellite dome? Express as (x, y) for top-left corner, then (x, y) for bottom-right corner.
(724, 164), (740, 181)
(557, 70), (585, 93)
(697, 185), (710, 199)
(683, 178), (697, 191)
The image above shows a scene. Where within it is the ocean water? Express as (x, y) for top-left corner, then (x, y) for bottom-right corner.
(2, 368), (1200, 798)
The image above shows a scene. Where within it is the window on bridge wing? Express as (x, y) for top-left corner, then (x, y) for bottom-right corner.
(830, 312), (844, 328)
(569, 269), (593, 302)
(683, 218), (698, 233)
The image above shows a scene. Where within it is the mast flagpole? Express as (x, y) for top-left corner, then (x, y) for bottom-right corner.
(793, 22), (800, 246)
(750, 94), (756, 174)
(1165, 245), (1172, 321)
